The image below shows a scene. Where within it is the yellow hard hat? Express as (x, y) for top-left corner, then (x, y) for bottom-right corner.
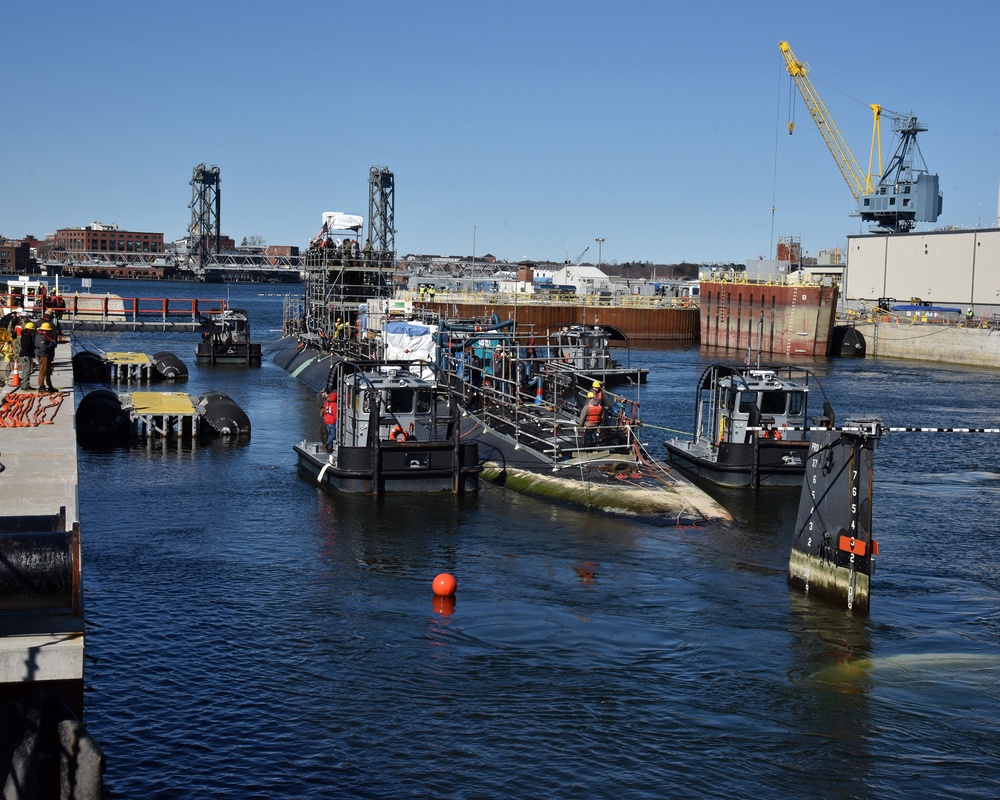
(592, 381), (601, 388)
(587, 391), (595, 398)
(40, 322), (53, 331)
(23, 321), (35, 329)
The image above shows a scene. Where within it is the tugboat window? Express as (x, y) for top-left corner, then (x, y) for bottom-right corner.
(416, 389), (432, 413)
(760, 391), (787, 415)
(386, 388), (414, 413)
(738, 392), (757, 415)
(787, 392), (805, 416)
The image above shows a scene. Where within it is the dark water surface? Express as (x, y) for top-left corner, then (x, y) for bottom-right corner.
(71, 281), (1000, 799)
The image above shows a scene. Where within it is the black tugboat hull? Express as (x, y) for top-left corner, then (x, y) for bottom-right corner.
(663, 439), (809, 488)
(294, 441), (480, 494)
(195, 342), (262, 366)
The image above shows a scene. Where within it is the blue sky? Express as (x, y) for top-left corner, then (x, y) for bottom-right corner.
(4, 1), (999, 265)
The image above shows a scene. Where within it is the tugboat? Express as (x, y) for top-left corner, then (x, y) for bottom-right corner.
(663, 362), (830, 489)
(195, 308), (262, 366)
(547, 325), (648, 386)
(294, 359), (480, 495)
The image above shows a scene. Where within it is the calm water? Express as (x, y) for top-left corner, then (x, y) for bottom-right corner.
(71, 280), (1000, 799)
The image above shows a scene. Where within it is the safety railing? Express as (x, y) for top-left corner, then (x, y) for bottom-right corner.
(443, 348), (640, 462)
(844, 304), (1000, 331)
(61, 296), (228, 324)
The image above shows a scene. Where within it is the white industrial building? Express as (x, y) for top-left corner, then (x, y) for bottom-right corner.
(549, 265), (611, 295)
(845, 228), (1000, 310)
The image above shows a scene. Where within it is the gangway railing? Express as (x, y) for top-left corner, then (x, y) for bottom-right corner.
(56, 296), (228, 332)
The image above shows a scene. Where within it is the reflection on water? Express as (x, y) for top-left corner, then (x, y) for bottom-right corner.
(74, 281), (1000, 799)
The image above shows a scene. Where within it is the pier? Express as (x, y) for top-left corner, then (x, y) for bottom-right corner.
(0, 357), (85, 717)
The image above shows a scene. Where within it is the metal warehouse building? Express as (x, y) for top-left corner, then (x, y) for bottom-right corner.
(845, 228), (1000, 309)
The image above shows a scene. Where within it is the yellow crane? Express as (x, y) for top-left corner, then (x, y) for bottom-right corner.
(778, 40), (882, 201)
(778, 40), (941, 232)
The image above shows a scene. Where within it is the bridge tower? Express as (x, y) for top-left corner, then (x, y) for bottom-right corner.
(188, 164), (221, 270)
(367, 166), (395, 269)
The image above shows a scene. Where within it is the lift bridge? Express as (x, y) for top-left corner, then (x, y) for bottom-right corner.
(39, 164), (397, 284)
(41, 164), (305, 283)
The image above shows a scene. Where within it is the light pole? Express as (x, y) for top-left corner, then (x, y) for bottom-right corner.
(595, 237), (605, 269)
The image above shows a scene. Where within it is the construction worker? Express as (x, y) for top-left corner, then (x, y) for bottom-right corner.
(591, 380), (605, 407)
(18, 320), (36, 389)
(34, 321), (57, 393)
(321, 390), (338, 451)
(578, 391), (604, 448)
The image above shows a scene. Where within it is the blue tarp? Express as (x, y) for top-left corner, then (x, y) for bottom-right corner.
(891, 305), (962, 314)
(385, 320), (434, 337)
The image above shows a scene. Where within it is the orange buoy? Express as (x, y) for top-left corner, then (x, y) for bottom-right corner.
(432, 572), (457, 597)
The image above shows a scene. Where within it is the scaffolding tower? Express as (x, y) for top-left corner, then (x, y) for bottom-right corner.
(299, 167), (397, 342)
(368, 166), (395, 268)
(188, 164), (221, 271)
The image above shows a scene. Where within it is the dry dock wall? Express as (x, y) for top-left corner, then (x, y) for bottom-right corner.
(421, 300), (699, 341)
(699, 281), (839, 357)
(857, 321), (1000, 366)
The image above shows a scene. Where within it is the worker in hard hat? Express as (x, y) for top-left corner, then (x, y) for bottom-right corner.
(34, 321), (58, 392)
(578, 391), (604, 448)
(18, 320), (37, 389)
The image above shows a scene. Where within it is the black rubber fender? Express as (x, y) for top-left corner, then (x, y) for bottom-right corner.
(0, 532), (75, 610)
(195, 391), (251, 437)
(71, 351), (106, 383)
(152, 351), (189, 381)
(76, 388), (129, 445)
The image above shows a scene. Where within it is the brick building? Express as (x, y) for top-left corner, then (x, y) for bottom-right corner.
(0, 239), (31, 275)
(55, 222), (164, 255)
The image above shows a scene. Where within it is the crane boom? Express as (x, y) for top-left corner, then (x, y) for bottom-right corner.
(779, 40), (870, 201)
(778, 40), (942, 233)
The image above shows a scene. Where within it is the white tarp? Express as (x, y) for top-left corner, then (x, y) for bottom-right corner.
(322, 212), (364, 231)
(383, 321), (438, 378)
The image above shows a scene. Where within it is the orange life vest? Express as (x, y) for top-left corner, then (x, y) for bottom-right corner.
(583, 402), (603, 426)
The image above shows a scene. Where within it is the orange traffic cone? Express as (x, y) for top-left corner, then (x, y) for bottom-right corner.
(8, 360), (20, 389)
